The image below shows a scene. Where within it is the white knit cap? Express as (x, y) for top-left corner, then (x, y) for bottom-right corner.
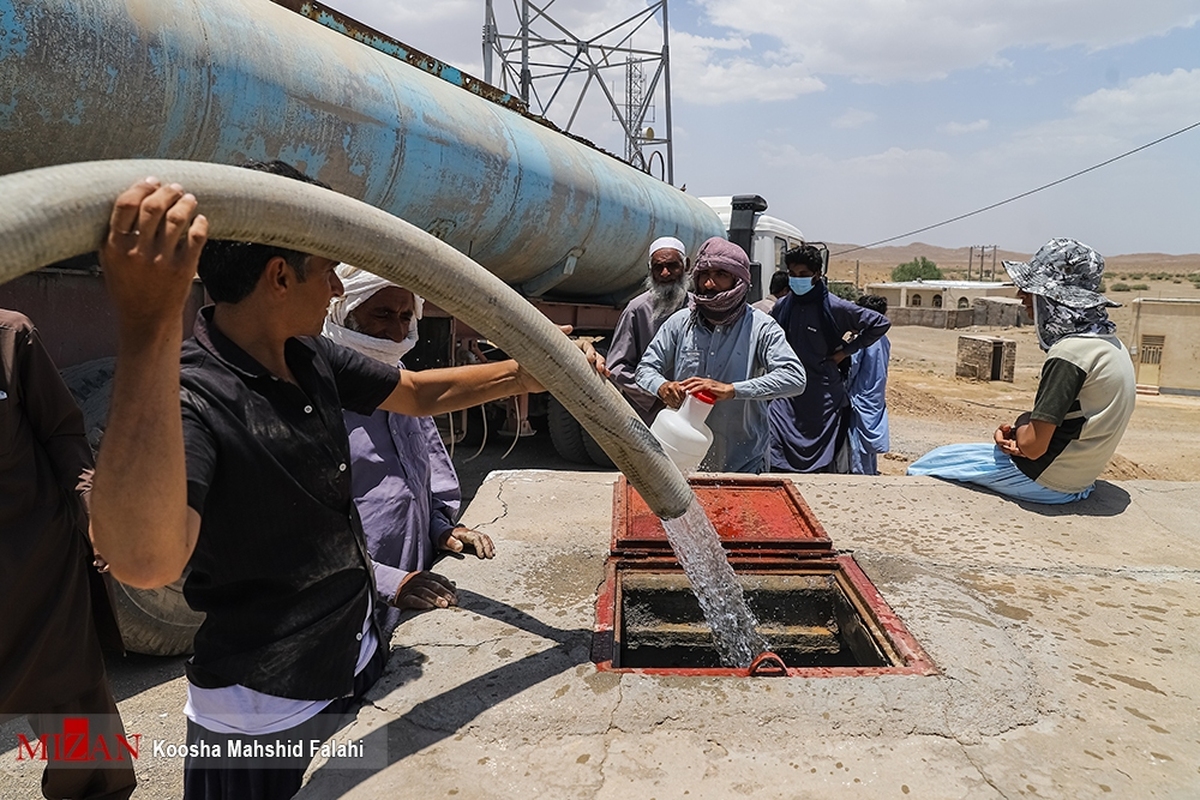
(648, 236), (687, 264)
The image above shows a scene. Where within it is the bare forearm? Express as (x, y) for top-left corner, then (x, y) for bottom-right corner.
(1013, 423), (1046, 460)
(382, 360), (536, 416)
(91, 326), (191, 587)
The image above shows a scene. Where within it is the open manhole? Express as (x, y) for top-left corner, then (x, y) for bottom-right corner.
(592, 476), (937, 677)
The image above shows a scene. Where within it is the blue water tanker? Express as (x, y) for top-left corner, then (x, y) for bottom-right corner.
(0, 0), (725, 302)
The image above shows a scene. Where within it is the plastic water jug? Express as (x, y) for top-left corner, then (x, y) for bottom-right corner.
(650, 390), (716, 474)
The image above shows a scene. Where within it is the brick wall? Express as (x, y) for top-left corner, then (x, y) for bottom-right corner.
(972, 298), (1025, 327)
(956, 335), (1016, 382)
(888, 308), (975, 328)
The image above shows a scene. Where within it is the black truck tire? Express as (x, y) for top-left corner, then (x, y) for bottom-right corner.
(61, 357), (205, 656)
(547, 395), (591, 464)
(583, 428), (615, 468)
(110, 577), (204, 657)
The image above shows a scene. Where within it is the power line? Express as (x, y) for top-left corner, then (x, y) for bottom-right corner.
(832, 119), (1200, 257)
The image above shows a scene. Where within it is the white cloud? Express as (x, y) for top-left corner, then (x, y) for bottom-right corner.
(694, 0), (1200, 84)
(832, 109), (877, 129)
(669, 32), (825, 104)
(1070, 67), (1200, 131)
(759, 141), (952, 178)
(1001, 67), (1200, 163)
(326, 0), (1200, 95)
(941, 119), (990, 135)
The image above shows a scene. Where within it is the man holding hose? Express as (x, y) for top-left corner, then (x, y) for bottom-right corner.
(88, 162), (598, 799)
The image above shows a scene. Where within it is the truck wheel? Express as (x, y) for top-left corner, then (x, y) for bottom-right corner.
(59, 356), (115, 451)
(61, 357), (204, 656)
(547, 396), (591, 464)
(583, 429), (615, 468)
(110, 576), (205, 657)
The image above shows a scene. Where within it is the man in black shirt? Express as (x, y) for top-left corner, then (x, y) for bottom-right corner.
(89, 165), (570, 799)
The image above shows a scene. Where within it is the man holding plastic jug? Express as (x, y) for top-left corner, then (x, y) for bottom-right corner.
(635, 237), (806, 473)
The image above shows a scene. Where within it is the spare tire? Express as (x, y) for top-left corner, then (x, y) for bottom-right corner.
(59, 356), (114, 452)
(61, 358), (205, 656)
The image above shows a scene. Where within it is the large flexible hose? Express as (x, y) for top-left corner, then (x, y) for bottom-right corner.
(0, 160), (694, 520)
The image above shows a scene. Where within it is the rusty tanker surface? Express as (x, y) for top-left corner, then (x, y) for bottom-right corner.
(0, 0), (728, 655)
(0, 0), (724, 304)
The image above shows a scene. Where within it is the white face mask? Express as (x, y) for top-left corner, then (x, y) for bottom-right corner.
(394, 323), (419, 360)
(321, 318), (419, 367)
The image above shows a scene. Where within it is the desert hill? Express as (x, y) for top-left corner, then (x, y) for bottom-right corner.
(819, 241), (1200, 287)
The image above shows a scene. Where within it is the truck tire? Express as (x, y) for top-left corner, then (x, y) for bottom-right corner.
(583, 429), (615, 468)
(61, 357), (204, 656)
(110, 576), (204, 657)
(547, 396), (591, 464)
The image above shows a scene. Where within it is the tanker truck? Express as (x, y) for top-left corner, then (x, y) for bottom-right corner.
(0, 0), (803, 653)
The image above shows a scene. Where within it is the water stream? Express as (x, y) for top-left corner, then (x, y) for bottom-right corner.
(660, 498), (769, 667)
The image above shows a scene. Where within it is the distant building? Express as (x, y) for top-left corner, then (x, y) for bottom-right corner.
(1129, 298), (1200, 396)
(865, 280), (1019, 329)
(865, 280), (1016, 311)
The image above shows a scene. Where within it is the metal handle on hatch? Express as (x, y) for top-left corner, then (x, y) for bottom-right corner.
(748, 651), (787, 677)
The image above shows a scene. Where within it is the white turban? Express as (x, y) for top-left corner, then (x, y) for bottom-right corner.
(648, 236), (687, 265)
(323, 265), (423, 365)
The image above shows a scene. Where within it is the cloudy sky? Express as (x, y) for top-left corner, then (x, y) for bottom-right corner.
(328, 0), (1199, 255)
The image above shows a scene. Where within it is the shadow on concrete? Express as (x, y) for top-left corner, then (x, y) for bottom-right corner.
(103, 650), (189, 703)
(301, 589), (591, 796)
(919, 476), (1133, 518)
(448, 421), (611, 504)
(1015, 480), (1132, 517)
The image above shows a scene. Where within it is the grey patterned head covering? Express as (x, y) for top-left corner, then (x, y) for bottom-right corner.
(1003, 238), (1118, 350)
(1002, 238), (1117, 309)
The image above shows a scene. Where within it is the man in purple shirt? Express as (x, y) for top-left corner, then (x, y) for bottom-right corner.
(324, 266), (494, 635)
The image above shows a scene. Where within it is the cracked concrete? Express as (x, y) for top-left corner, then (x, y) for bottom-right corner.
(4, 472), (1194, 798)
(284, 472), (1200, 799)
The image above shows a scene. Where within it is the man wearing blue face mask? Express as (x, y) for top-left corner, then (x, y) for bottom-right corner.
(768, 244), (890, 473)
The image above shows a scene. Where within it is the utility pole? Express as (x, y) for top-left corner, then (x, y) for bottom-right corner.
(519, 0), (530, 105)
(969, 245), (997, 280)
(482, 0), (496, 84)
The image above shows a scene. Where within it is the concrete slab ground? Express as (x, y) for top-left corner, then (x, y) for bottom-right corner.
(293, 472), (1200, 800)
(2, 472), (1195, 798)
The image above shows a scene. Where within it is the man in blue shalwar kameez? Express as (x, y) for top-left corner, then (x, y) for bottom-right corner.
(768, 245), (890, 473)
(635, 237), (807, 473)
(846, 295), (892, 475)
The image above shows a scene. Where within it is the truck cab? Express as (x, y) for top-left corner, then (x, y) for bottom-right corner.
(700, 196), (805, 303)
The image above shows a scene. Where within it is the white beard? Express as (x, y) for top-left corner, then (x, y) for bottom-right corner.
(646, 275), (689, 320)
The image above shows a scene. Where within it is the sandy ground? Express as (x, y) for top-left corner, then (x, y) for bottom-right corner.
(820, 250), (1200, 483)
(878, 323), (1200, 482)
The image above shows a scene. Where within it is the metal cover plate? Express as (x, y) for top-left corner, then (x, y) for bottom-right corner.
(611, 475), (834, 557)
